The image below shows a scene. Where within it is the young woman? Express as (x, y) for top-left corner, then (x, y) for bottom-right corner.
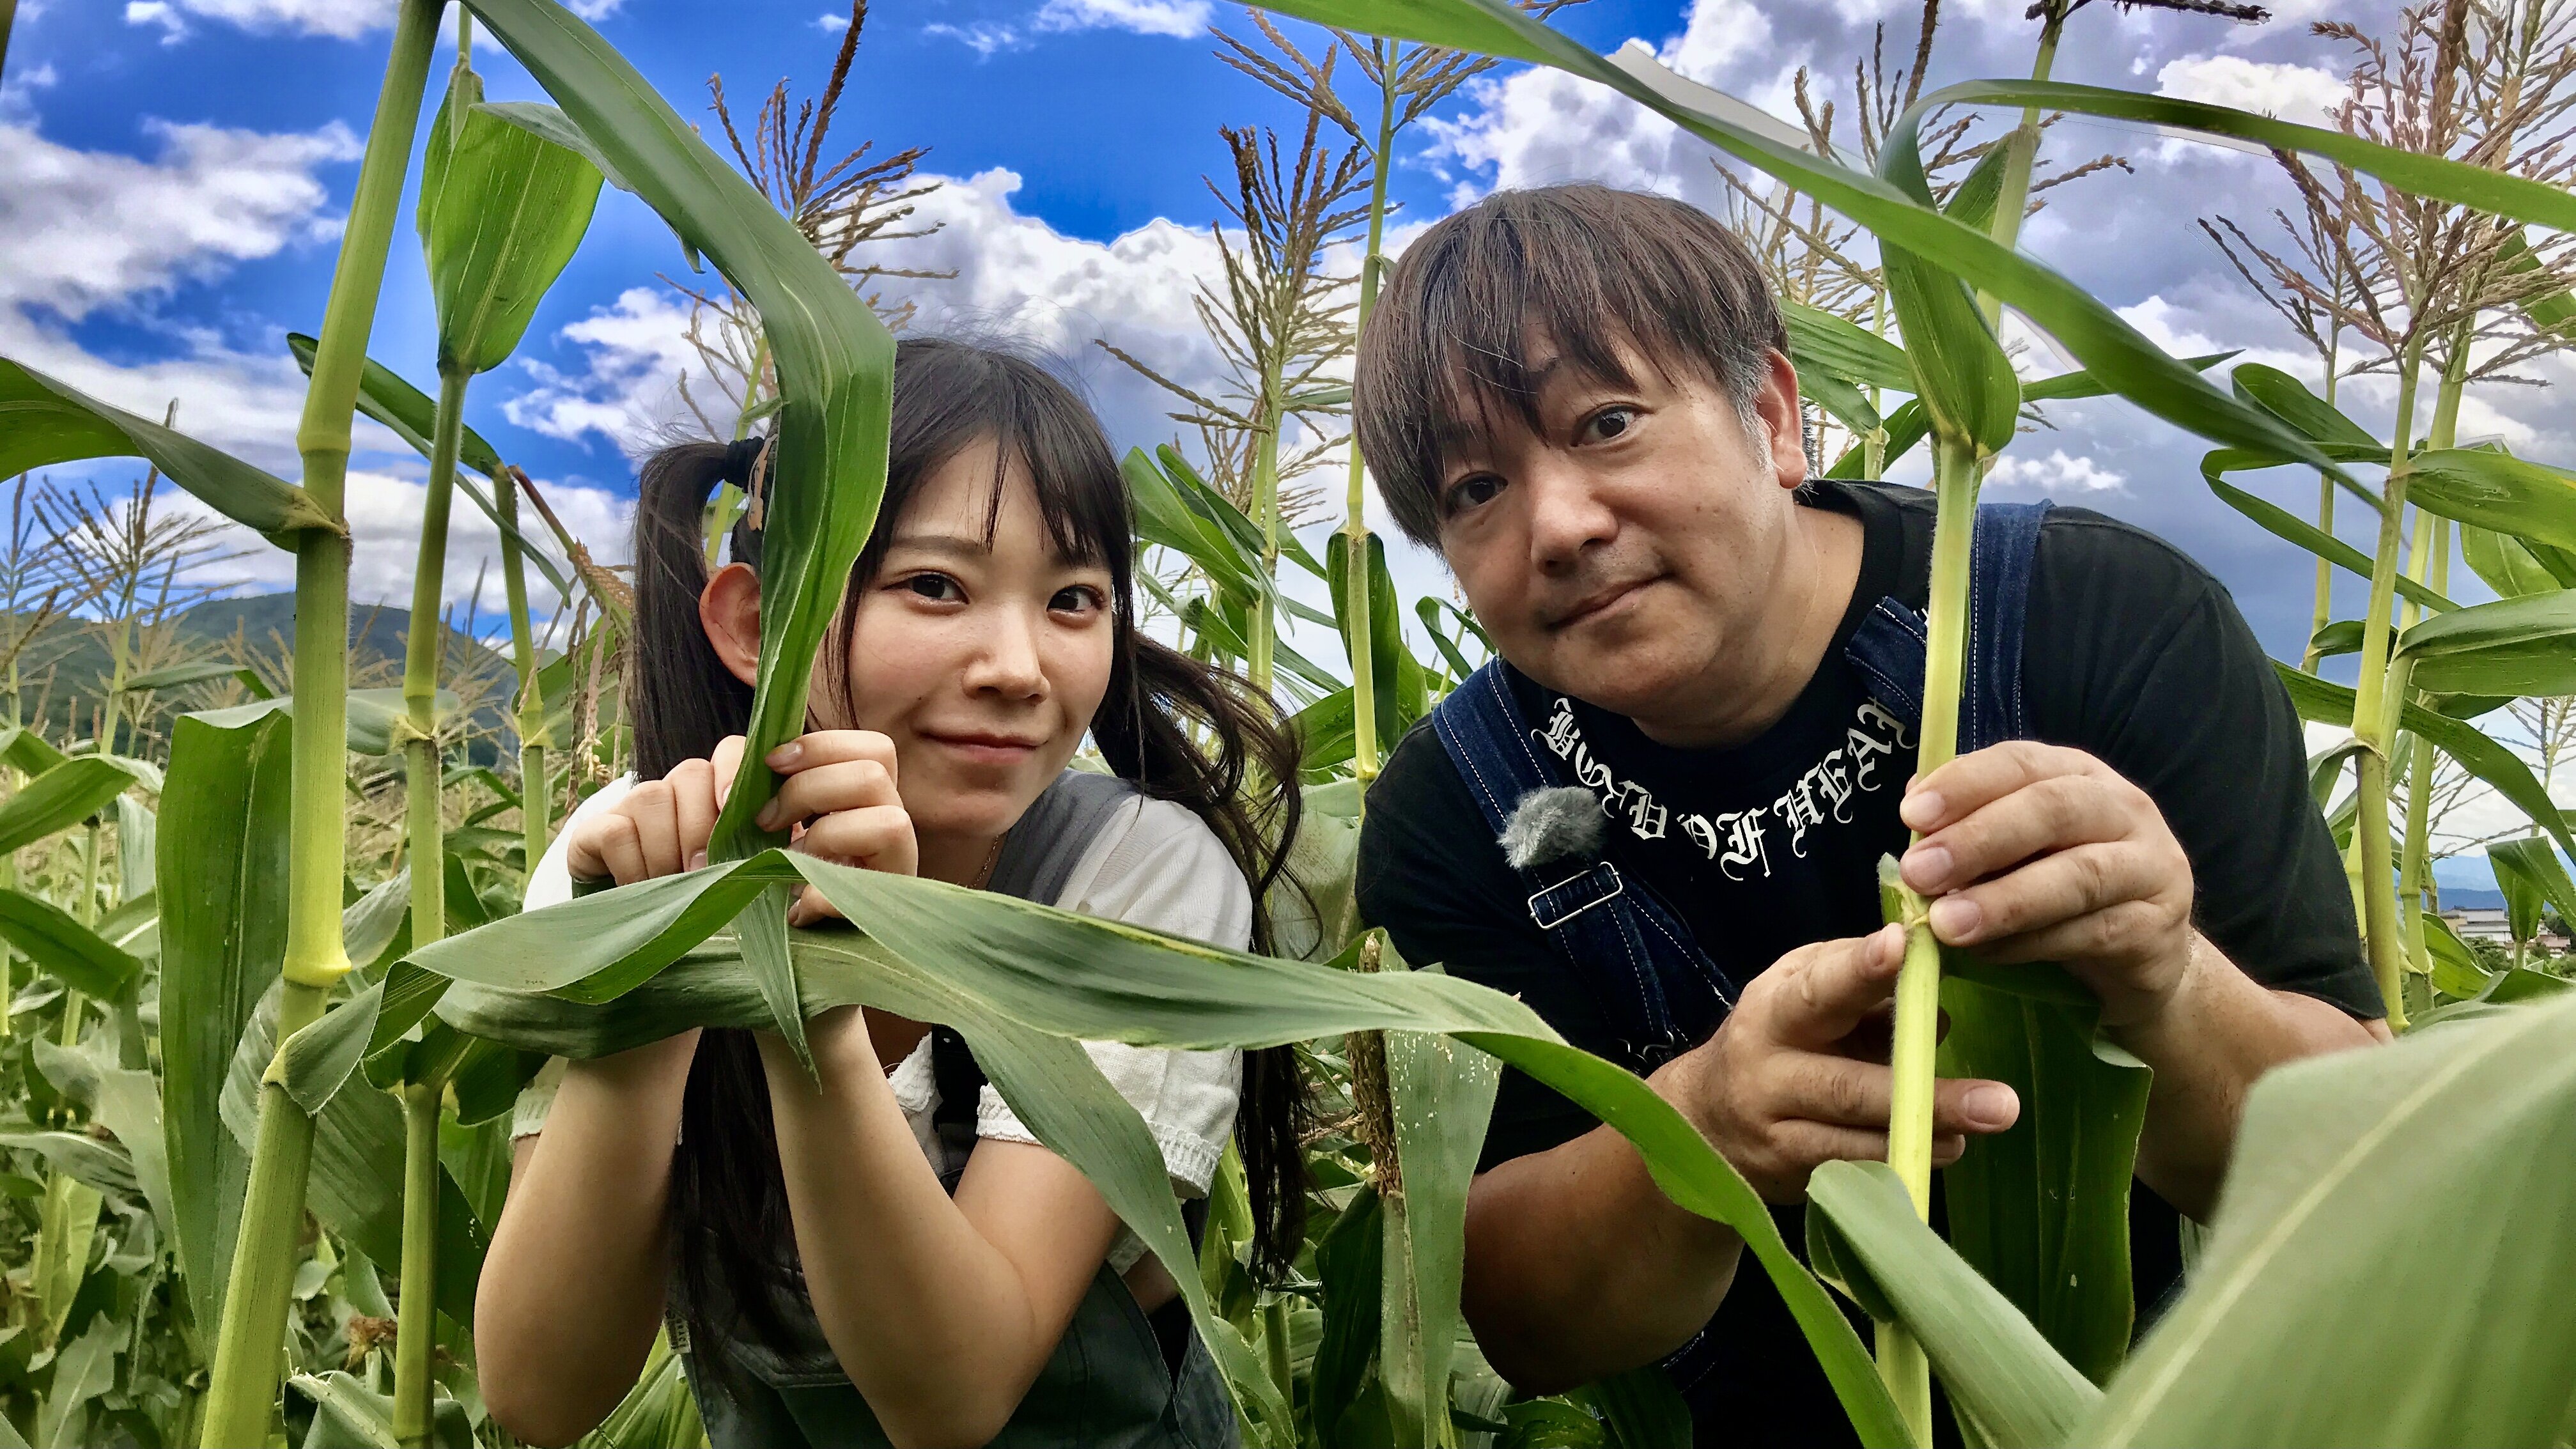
(476, 339), (1307, 1449)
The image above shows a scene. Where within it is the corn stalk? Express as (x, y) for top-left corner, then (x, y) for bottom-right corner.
(199, 3), (441, 1440)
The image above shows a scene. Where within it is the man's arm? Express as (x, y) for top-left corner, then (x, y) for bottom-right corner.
(1897, 741), (2386, 1220)
(1461, 927), (2021, 1390)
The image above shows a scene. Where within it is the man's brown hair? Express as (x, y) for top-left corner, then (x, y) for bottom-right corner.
(1352, 183), (1787, 546)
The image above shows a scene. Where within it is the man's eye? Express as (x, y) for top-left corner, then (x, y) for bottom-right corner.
(904, 573), (963, 602)
(1445, 474), (1505, 515)
(1583, 407), (1636, 443)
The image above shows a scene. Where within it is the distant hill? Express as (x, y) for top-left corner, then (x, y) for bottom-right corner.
(10, 591), (521, 758)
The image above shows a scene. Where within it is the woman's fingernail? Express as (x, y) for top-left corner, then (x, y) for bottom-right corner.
(1899, 789), (1943, 829)
(1928, 894), (1981, 941)
(1963, 1083), (2019, 1129)
(1904, 844), (1951, 888)
(754, 802), (780, 832)
(688, 849), (707, 871)
(768, 741), (803, 769)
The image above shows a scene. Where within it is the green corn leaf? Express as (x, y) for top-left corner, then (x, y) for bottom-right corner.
(94, 1065), (178, 1274)
(2229, 364), (2380, 450)
(2419, 911), (2492, 1000)
(157, 704), (293, 1345)
(1309, 1184), (1386, 1441)
(1807, 1159), (2100, 1448)
(1328, 531), (1431, 748)
(2485, 837), (2576, 936)
(34, 1317), (118, 1449)
(1379, 952), (1501, 1443)
(1576, 1367), (1695, 1449)
(1877, 135), (2019, 456)
(2308, 618), (2363, 660)
(0, 757), (139, 857)
(0, 358), (339, 540)
(0, 726), (68, 779)
(2020, 352), (2235, 406)
(1782, 298), (1914, 392)
(462, 0), (899, 1070)
(2205, 466), (2452, 614)
(2274, 662), (2576, 861)
(289, 1369), (474, 1449)
(1914, 79), (2576, 235)
(186, 686), (457, 757)
(2399, 448), (2576, 557)
(1246, 0), (2355, 484)
(2396, 589), (2576, 697)
(2081, 991), (2576, 1446)
(0, 889), (144, 1002)
(1160, 444), (1330, 582)
(286, 333), (573, 600)
(407, 853), (1912, 1446)
(418, 75), (604, 376)
(120, 659), (273, 697)
(1126, 447), (1269, 604)
(1801, 368), (1886, 440)
(2460, 523), (2576, 598)
(0, 1129), (139, 1198)
(1936, 972), (2153, 1388)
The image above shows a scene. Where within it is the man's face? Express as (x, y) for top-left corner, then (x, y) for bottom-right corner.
(1432, 339), (1809, 732)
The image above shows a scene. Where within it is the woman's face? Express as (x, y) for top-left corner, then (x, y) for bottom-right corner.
(819, 438), (1117, 849)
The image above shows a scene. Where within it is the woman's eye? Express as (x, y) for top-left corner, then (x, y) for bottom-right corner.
(1444, 474), (1505, 515)
(1582, 407), (1637, 443)
(1050, 585), (1106, 615)
(903, 573), (963, 603)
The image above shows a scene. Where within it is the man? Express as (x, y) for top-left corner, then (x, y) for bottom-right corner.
(1351, 184), (2388, 1443)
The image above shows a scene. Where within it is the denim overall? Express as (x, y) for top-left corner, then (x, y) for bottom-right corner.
(676, 770), (1239, 1448)
(1427, 499), (2052, 1390)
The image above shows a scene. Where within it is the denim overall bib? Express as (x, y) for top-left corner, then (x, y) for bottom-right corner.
(1427, 499), (2052, 1390)
(676, 770), (1239, 1449)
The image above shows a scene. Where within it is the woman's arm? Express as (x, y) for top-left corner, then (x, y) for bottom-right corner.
(759, 1007), (1122, 1449)
(476, 1030), (699, 1447)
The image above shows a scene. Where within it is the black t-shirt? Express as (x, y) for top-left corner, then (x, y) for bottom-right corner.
(1356, 479), (2381, 1444)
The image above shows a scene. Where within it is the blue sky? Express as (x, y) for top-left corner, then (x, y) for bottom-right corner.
(4, 0), (2570, 885)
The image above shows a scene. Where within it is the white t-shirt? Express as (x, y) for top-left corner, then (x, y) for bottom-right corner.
(509, 773), (1252, 1270)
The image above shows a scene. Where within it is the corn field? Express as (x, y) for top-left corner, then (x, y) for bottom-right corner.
(0, 0), (2573, 1445)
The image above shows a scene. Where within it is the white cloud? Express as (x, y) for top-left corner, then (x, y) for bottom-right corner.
(504, 286), (704, 450)
(1423, 0), (1783, 206)
(1985, 448), (2127, 493)
(0, 118), (361, 321)
(926, 21), (1025, 57)
(116, 0), (618, 42)
(0, 61), (57, 123)
(816, 11), (850, 32)
(1032, 0), (1209, 39)
(2155, 55), (2345, 123)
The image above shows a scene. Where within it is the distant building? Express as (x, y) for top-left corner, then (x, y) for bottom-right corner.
(2441, 906), (2570, 952)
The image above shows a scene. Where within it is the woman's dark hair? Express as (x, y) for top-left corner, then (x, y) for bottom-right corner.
(633, 337), (1308, 1374)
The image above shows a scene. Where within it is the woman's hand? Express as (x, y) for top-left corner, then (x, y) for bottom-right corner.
(564, 735), (747, 885)
(754, 730), (918, 925)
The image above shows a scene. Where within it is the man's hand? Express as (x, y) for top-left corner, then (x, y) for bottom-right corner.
(1898, 742), (2196, 1030)
(1664, 924), (2021, 1203)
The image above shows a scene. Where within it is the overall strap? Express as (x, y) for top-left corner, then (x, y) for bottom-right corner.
(1842, 499), (2053, 750)
(1427, 663), (1732, 1069)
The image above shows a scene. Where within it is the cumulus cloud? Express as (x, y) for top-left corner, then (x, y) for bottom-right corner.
(2155, 54), (2345, 122)
(0, 118), (361, 321)
(117, 0), (617, 42)
(1985, 447), (2126, 493)
(1034, 0), (1210, 38)
(925, 21), (1027, 58)
(1424, 0), (1785, 207)
(508, 167), (1236, 459)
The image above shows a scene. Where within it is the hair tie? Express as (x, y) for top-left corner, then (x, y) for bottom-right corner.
(722, 435), (768, 487)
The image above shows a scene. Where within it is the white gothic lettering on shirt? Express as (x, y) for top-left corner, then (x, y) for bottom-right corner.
(1531, 695), (1917, 883)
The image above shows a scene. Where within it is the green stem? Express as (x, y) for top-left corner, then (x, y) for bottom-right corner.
(1863, 293), (1889, 481)
(1247, 366), (1286, 696)
(2348, 339), (2427, 1037)
(2395, 340), (2471, 996)
(1977, 3), (2065, 325)
(201, 3), (442, 1441)
(1342, 68), (1397, 796)
(388, 368), (467, 1446)
(2302, 332), (2343, 674)
(1878, 436), (1976, 1447)
(494, 469), (550, 873)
